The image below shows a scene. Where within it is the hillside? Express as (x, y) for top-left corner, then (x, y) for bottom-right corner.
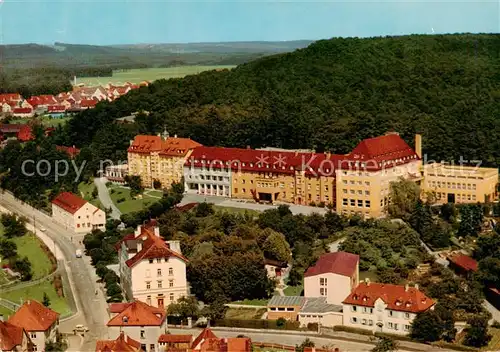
(57, 34), (500, 167)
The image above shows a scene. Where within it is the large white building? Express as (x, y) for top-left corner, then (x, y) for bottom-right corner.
(51, 192), (106, 234)
(304, 252), (360, 305)
(117, 222), (188, 308)
(183, 152), (232, 197)
(342, 280), (435, 335)
(107, 301), (167, 352)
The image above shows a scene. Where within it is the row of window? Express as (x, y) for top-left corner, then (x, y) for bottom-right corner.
(145, 280), (174, 289)
(343, 189), (371, 196)
(187, 175), (229, 182)
(428, 181), (477, 190)
(350, 306), (373, 314)
(146, 293), (175, 305)
(269, 307), (295, 311)
(435, 192), (476, 201)
(144, 267), (174, 277)
(350, 318), (410, 331)
(350, 306), (412, 319)
(342, 199), (371, 208)
(342, 180), (371, 186)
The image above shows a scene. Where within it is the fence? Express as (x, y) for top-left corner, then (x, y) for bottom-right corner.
(0, 267), (59, 293)
(0, 298), (20, 313)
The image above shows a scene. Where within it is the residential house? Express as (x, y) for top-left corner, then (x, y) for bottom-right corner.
(27, 95), (58, 110)
(73, 86), (108, 101)
(12, 108), (34, 118)
(447, 253), (478, 277)
(8, 300), (59, 352)
(264, 258), (289, 280)
(80, 99), (98, 109)
(1, 102), (14, 113)
(95, 331), (142, 352)
(47, 105), (67, 118)
(128, 131), (202, 189)
(0, 94), (23, 104)
(342, 279), (435, 335)
(107, 300), (167, 352)
(117, 223), (189, 308)
(304, 252), (359, 305)
(190, 328), (251, 352)
(158, 334), (192, 351)
(51, 192), (106, 233)
(0, 319), (32, 352)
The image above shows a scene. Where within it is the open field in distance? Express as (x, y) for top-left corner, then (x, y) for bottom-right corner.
(75, 65), (236, 86)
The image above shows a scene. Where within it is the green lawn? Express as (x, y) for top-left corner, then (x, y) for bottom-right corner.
(0, 305), (15, 318)
(0, 280), (70, 316)
(232, 298), (269, 306)
(109, 185), (158, 214)
(78, 180), (96, 201)
(75, 66), (236, 86)
(144, 190), (163, 198)
(283, 285), (303, 296)
(0, 225), (54, 280)
(225, 307), (267, 320)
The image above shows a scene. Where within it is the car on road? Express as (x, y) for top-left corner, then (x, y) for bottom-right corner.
(74, 324), (89, 333)
(75, 249), (82, 258)
(39, 226), (46, 232)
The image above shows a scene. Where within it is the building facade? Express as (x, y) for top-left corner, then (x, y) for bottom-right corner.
(0, 320), (32, 352)
(105, 164), (129, 184)
(51, 192), (106, 234)
(117, 223), (189, 308)
(342, 280), (435, 335)
(8, 300), (59, 352)
(304, 252), (359, 305)
(128, 132), (202, 189)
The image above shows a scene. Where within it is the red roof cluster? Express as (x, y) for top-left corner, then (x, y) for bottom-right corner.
(81, 98), (98, 108)
(107, 300), (166, 327)
(12, 107), (33, 114)
(56, 145), (80, 158)
(158, 334), (193, 343)
(0, 320), (25, 351)
(8, 300), (59, 332)
(0, 93), (22, 103)
(304, 252), (359, 278)
(27, 95), (57, 107)
(186, 133), (419, 176)
(47, 105), (67, 113)
(128, 135), (202, 156)
(448, 253), (478, 272)
(343, 282), (435, 313)
(51, 192), (87, 214)
(95, 332), (141, 352)
(124, 226), (188, 268)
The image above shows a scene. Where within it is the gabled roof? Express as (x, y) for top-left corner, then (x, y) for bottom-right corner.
(81, 99), (98, 107)
(12, 107), (33, 114)
(51, 192), (87, 214)
(199, 338), (251, 352)
(107, 300), (166, 327)
(342, 282), (435, 313)
(48, 105), (67, 112)
(448, 253), (478, 272)
(304, 252), (359, 278)
(0, 321), (25, 351)
(95, 332), (141, 352)
(158, 334), (193, 343)
(0, 93), (22, 102)
(349, 133), (417, 162)
(192, 328), (217, 350)
(125, 226), (188, 268)
(8, 300), (59, 332)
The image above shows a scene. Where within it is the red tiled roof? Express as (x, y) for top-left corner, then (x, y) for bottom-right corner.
(192, 328), (217, 350)
(81, 99), (98, 107)
(185, 133), (419, 175)
(56, 145), (80, 158)
(107, 300), (166, 327)
(304, 252), (359, 278)
(158, 334), (193, 343)
(96, 332), (141, 352)
(199, 338), (251, 352)
(48, 105), (66, 112)
(28, 95), (57, 107)
(109, 302), (131, 314)
(17, 125), (33, 142)
(125, 226), (188, 268)
(448, 253), (478, 272)
(0, 321), (25, 351)
(8, 300), (59, 332)
(0, 93), (22, 102)
(12, 107), (33, 114)
(342, 282), (435, 313)
(128, 135), (202, 156)
(51, 192), (87, 214)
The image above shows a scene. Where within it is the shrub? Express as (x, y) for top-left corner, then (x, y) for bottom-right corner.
(491, 320), (500, 328)
(307, 322), (319, 331)
(117, 197), (126, 203)
(374, 332), (413, 342)
(309, 202), (316, 207)
(317, 201), (325, 208)
(110, 189), (115, 194)
(214, 318), (300, 330)
(276, 317), (286, 328)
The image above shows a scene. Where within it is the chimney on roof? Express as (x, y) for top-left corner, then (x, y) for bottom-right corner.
(154, 226), (160, 237)
(135, 225), (141, 236)
(174, 134), (177, 138)
(415, 134), (422, 159)
(365, 278), (370, 286)
(129, 140), (133, 146)
(415, 283), (419, 291)
(166, 240), (182, 255)
(246, 145), (250, 149)
(326, 152), (331, 159)
(295, 151), (298, 156)
(136, 240), (143, 253)
(405, 284), (409, 292)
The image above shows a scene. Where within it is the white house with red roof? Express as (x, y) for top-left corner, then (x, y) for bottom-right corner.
(51, 192), (106, 233)
(304, 252), (359, 306)
(107, 300), (167, 352)
(0, 319), (31, 352)
(8, 300), (59, 351)
(342, 279), (435, 335)
(117, 223), (188, 308)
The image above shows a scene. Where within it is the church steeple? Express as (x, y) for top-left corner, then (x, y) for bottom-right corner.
(161, 126), (169, 140)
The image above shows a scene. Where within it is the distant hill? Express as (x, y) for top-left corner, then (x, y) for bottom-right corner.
(0, 41), (314, 69)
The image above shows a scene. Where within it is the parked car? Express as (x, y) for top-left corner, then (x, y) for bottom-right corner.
(39, 226), (46, 232)
(75, 249), (82, 258)
(74, 324), (89, 333)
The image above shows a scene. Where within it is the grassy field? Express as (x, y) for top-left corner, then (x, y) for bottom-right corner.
(75, 66), (236, 86)
(78, 180), (96, 201)
(232, 298), (269, 306)
(0, 280), (70, 316)
(0, 224), (54, 280)
(225, 307), (267, 320)
(109, 185), (158, 214)
(283, 284), (303, 296)
(214, 206), (260, 216)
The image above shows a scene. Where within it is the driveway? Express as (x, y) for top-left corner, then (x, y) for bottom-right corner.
(94, 177), (121, 220)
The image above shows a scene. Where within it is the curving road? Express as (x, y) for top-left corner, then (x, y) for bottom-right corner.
(0, 191), (108, 351)
(94, 177), (122, 220)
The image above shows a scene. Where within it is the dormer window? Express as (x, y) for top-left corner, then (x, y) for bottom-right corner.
(396, 301), (402, 306)
(362, 297), (367, 302)
(406, 302), (411, 307)
(353, 294), (358, 300)
(122, 316), (129, 323)
(242, 163), (246, 166)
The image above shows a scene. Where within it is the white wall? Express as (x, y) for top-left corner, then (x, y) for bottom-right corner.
(298, 312), (343, 328)
(183, 165), (231, 197)
(52, 202), (105, 234)
(304, 273), (352, 305)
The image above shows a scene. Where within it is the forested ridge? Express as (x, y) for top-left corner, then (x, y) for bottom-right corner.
(57, 34), (500, 166)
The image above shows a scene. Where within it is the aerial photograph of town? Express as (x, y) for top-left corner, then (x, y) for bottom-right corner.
(0, 0), (499, 351)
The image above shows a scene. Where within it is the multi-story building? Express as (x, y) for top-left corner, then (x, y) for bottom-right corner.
(304, 252), (359, 305)
(117, 223), (188, 308)
(421, 162), (498, 204)
(342, 280), (435, 335)
(107, 300), (167, 352)
(8, 300), (59, 352)
(128, 131), (202, 189)
(0, 319), (32, 352)
(51, 192), (106, 234)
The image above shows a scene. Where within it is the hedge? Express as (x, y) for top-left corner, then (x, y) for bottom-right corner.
(430, 341), (479, 351)
(213, 319), (300, 330)
(374, 331), (413, 342)
(332, 325), (374, 336)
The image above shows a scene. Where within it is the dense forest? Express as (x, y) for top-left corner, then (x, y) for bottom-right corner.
(54, 34), (500, 167)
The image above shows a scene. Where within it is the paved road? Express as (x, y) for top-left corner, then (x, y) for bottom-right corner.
(0, 192), (109, 351)
(94, 177), (122, 220)
(180, 193), (327, 215)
